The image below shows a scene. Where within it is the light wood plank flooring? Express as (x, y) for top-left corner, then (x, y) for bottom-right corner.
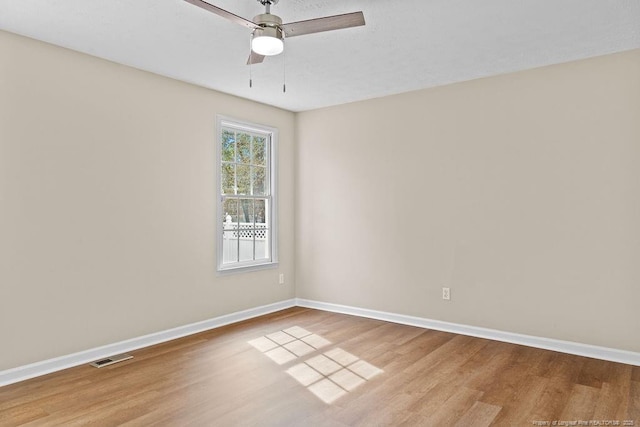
(1, 307), (639, 426)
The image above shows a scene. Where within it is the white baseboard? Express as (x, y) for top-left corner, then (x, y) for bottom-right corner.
(0, 299), (296, 387)
(295, 298), (640, 367)
(3, 297), (638, 387)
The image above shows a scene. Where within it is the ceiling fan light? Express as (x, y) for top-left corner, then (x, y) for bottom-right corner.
(252, 27), (284, 56)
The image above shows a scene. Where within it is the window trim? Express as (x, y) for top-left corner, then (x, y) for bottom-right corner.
(216, 115), (278, 274)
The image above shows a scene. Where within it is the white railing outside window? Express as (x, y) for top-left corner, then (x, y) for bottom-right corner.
(222, 216), (269, 263)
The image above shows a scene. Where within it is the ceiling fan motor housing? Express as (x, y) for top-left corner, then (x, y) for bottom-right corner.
(253, 13), (283, 30)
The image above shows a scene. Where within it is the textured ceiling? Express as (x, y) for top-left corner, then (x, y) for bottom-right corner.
(1, 0), (639, 112)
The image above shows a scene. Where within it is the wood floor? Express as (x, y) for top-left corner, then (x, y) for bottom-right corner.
(1, 307), (639, 426)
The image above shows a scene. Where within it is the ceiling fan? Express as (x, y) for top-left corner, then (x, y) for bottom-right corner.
(184, 0), (366, 65)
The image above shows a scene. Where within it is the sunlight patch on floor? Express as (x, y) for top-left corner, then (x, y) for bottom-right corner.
(248, 326), (329, 365)
(249, 326), (383, 404)
(288, 348), (382, 403)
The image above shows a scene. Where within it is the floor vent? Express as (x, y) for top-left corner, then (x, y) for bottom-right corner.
(89, 354), (133, 368)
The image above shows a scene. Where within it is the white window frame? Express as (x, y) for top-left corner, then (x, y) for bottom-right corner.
(216, 115), (278, 273)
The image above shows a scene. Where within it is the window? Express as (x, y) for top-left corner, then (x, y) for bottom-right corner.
(217, 117), (277, 272)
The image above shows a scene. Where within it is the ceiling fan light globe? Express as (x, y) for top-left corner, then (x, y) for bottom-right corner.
(252, 25), (283, 56)
(252, 35), (284, 55)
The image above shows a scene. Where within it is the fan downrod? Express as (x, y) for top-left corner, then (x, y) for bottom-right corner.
(257, 0), (278, 14)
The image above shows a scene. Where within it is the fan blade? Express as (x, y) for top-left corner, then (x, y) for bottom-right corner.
(282, 11), (365, 38)
(247, 52), (266, 65)
(184, 0), (259, 30)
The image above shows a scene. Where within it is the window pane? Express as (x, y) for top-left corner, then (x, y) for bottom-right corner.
(239, 234), (255, 262)
(237, 133), (251, 164)
(253, 136), (266, 166)
(222, 198), (238, 228)
(255, 229), (270, 260)
(222, 234), (239, 264)
(222, 198), (239, 264)
(255, 199), (267, 226)
(238, 199), (254, 224)
(238, 199), (255, 262)
(236, 165), (250, 195)
(222, 130), (235, 162)
(252, 166), (266, 196)
(221, 163), (235, 195)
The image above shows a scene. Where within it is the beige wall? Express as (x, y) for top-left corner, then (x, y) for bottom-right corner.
(2, 28), (639, 373)
(296, 49), (640, 352)
(0, 30), (296, 371)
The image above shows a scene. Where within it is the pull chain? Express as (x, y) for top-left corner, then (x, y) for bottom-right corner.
(249, 32), (253, 88)
(282, 32), (286, 93)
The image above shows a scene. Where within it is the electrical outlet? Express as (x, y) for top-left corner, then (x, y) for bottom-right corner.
(442, 287), (450, 300)
(279, 273), (285, 285)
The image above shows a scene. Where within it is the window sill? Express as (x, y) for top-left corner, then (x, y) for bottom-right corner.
(217, 261), (279, 276)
